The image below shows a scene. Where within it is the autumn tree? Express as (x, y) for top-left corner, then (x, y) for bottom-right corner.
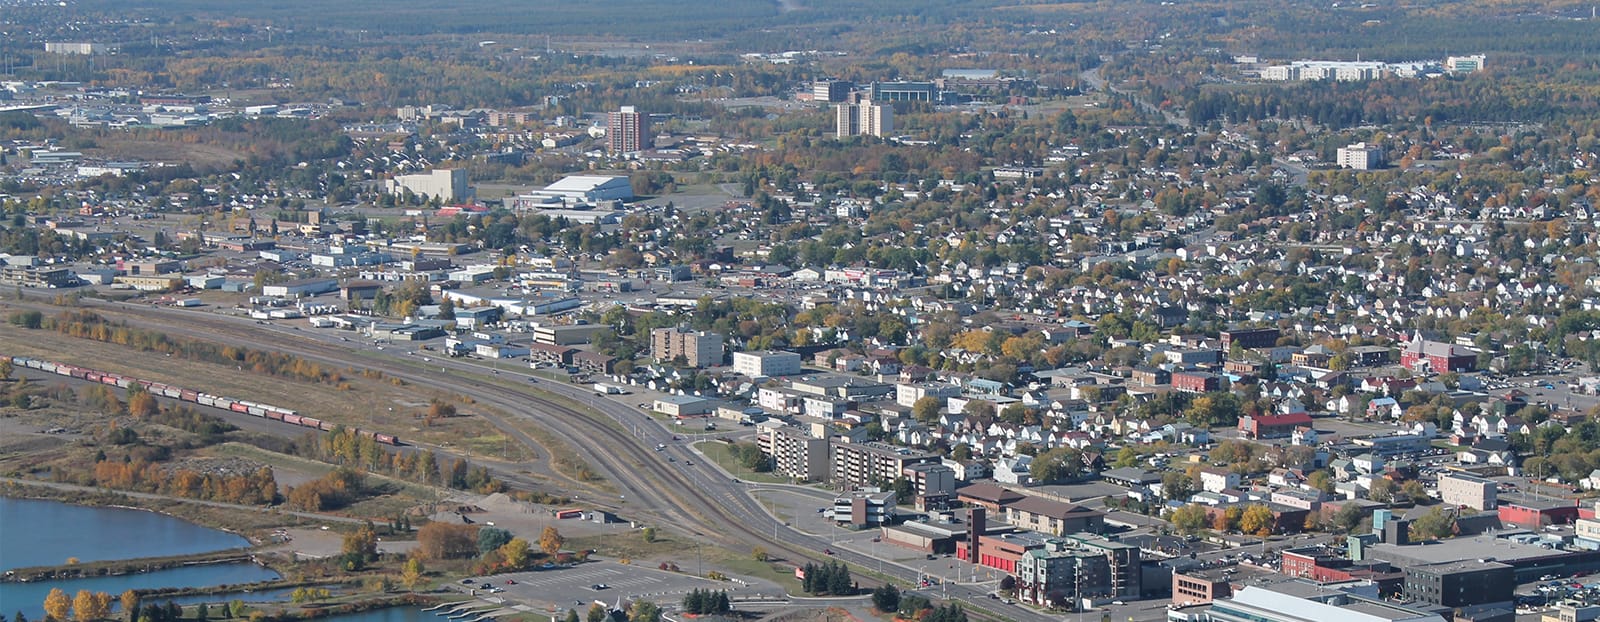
(72, 591), (110, 622)
(119, 591), (138, 622)
(1369, 478), (1397, 503)
(1239, 505), (1275, 536)
(127, 392), (159, 419)
(539, 526), (565, 556)
(1168, 504), (1209, 533)
(417, 523), (479, 560)
(911, 396), (943, 423)
(44, 588), (71, 622)
(500, 538), (532, 569)
(341, 521), (379, 570)
(400, 556), (426, 590)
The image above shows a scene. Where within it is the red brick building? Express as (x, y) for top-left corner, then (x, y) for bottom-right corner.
(1238, 412), (1313, 439)
(1172, 371), (1220, 393)
(1399, 334), (1477, 373)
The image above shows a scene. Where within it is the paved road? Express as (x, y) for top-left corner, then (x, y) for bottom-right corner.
(8, 296), (1053, 621)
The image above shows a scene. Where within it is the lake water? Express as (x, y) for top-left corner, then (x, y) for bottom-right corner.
(0, 498), (279, 619)
(314, 608), (454, 622)
(0, 497), (251, 570)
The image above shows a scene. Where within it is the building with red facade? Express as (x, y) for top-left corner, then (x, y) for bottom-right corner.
(1238, 412), (1313, 439)
(1399, 334), (1477, 373)
(1172, 371), (1221, 393)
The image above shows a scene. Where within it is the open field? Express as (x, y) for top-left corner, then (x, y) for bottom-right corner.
(0, 320), (531, 456)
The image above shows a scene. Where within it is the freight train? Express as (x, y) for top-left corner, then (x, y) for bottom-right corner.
(5, 355), (400, 446)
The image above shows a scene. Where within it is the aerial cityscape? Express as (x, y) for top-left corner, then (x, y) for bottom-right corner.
(2, 2), (1600, 622)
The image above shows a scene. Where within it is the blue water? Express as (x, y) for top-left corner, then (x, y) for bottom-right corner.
(314, 608), (455, 622)
(0, 563), (281, 619)
(0, 497), (251, 570)
(0, 498), (277, 619)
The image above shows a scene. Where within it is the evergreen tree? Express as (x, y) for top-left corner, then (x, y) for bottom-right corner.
(195, 603), (207, 622)
(871, 584), (900, 612)
(163, 602), (180, 622)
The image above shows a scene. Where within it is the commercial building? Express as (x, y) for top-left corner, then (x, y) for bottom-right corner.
(531, 323), (605, 346)
(1438, 472), (1497, 510)
(1337, 143), (1385, 170)
(832, 489), (897, 527)
(1498, 494), (1580, 529)
(386, 168), (469, 202)
(1002, 496), (1106, 536)
(868, 81), (942, 102)
(508, 175), (635, 208)
(1221, 327), (1281, 350)
(261, 277), (340, 298)
(1446, 55), (1486, 73)
(835, 100), (893, 138)
(760, 426), (831, 482)
(1206, 582), (1446, 622)
(0, 265), (73, 288)
(812, 80), (853, 103)
(903, 462), (957, 506)
(1172, 371), (1221, 393)
(732, 350), (804, 377)
(44, 42), (111, 55)
(1401, 560), (1514, 608)
(652, 395), (716, 417)
(832, 441), (939, 489)
(651, 326), (724, 368)
(1172, 566), (1233, 605)
(1239, 412), (1313, 439)
(896, 382), (962, 408)
(606, 106), (650, 153)
(1013, 534), (1140, 608)
(1400, 335), (1476, 373)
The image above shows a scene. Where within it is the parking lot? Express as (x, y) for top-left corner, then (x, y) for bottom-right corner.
(461, 560), (782, 609)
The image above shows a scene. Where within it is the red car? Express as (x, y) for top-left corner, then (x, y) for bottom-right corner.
(506, 580), (517, 585)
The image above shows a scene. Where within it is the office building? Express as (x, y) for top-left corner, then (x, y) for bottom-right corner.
(1401, 560), (1513, 608)
(44, 42), (110, 55)
(1337, 143), (1385, 170)
(386, 168), (469, 202)
(869, 81), (941, 102)
(1013, 534), (1140, 608)
(732, 350), (804, 377)
(1207, 582), (1446, 622)
(831, 441), (939, 489)
(1446, 55), (1486, 73)
(1438, 472), (1497, 510)
(832, 489), (896, 527)
(812, 80), (853, 103)
(607, 106), (651, 153)
(651, 326), (724, 368)
(835, 100), (893, 138)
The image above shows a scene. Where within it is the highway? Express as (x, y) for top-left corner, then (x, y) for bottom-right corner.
(5, 295), (1055, 621)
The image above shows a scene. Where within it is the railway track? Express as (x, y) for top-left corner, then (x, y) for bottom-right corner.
(12, 297), (828, 563)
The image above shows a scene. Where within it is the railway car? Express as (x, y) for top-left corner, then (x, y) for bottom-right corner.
(197, 395), (217, 407)
(374, 433), (399, 446)
(264, 410), (286, 421)
(246, 405), (267, 417)
(110, 376), (132, 388)
(299, 417), (323, 429)
(180, 390), (199, 402)
(70, 368), (89, 379)
(85, 372), (103, 383)
(317, 421), (336, 432)
(229, 402), (249, 414)
(282, 414), (303, 426)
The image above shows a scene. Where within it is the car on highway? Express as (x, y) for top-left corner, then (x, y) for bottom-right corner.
(592, 584), (610, 590)
(480, 583), (492, 589)
(506, 579), (516, 585)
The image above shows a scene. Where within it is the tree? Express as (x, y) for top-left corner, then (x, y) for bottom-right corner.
(628, 600), (660, 622)
(342, 521), (379, 569)
(499, 538), (532, 569)
(1029, 447), (1084, 483)
(1162, 471), (1195, 500)
(44, 588), (71, 622)
(563, 610), (580, 622)
(119, 592), (139, 622)
(1332, 503), (1369, 534)
(1401, 480), (1429, 503)
(195, 604), (207, 622)
(1239, 505), (1275, 536)
(751, 546), (768, 562)
(1410, 507), (1456, 541)
(871, 584), (900, 612)
(539, 526), (565, 556)
(641, 527), (657, 543)
(912, 396), (943, 423)
(127, 392), (159, 419)
(478, 527), (514, 556)
(400, 556), (427, 590)
(586, 604), (606, 622)
(1307, 470), (1336, 494)
(72, 591), (110, 622)
(1168, 504), (1210, 533)
(417, 523), (479, 560)
(1369, 478), (1397, 503)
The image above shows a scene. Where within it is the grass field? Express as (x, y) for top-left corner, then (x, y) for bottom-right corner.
(694, 441), (789, 485)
